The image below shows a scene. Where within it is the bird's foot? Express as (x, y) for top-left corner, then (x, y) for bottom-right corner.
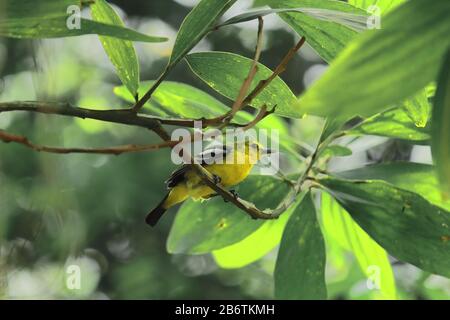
(230, 189), (239, 200)
(223, 190), (239, 203)
(212, 174), (222, 185)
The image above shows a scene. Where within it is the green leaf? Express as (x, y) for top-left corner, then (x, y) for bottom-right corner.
(274, 193), (327, 299)
(91, 0), (139, 97)
(347, 107), (431, 143)
(348, 0), (406, 14)
(0, 16), (168, 42)
(114, 81), (229, 118)
(115, 80), (288, 129)
(319, 177), (450, 278)
(169, 0), (237, 66)
(335, 162), (450, 211)
(1, 0), (78, 18)
(167, 175), (291, 254)
(218, 7), (368, 31)
(267, 0), (368, 63)
(321, 192), (397, 299)
(299, 0), (450, 120)
(186, 52), (299, 118)
(213, 205), (294, 269)
(0, 0), (167, 42)
(322, 145), (353, 158)
(431, 50), (450, 198)
(402, 89), (431, 128)
(114, 81), (302, 160)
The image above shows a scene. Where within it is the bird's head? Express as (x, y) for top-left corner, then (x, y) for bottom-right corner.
(242, 140), (273, 162)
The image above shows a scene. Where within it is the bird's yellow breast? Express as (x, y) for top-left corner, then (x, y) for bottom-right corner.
(205, 162), (253, 187)
(182, 151), (255, 200)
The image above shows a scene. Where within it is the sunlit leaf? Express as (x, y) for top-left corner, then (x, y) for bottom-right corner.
(274, 193), (327, 299)
(0, 0), (167, 42)
(114, 81), (229, 119)
(169, 0), (237, 65)
(213, 207), (293, 269)
(266, 0), (367, 63)
(186, 52), (299, 118)
(114, 81), (302, 160)
(402, 89), (431, 128)
(321, 192), (397, 299)
(298, 0), (450, 120)
(91, 0), (139, 97)
(218, 7), (369, 32)
(0, 17), (168, 42)
(348, 0), (406, 14)
(347, 108), (430, 143)
(319, 177), (450, 278)
(431, 50), (450, 198)
(0, 0), (76, 18)
(321, 145), (352, 158)
(167, 175), (292, 254)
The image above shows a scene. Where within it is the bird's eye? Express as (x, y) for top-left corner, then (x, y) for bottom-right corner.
(211, 151), (216, 157)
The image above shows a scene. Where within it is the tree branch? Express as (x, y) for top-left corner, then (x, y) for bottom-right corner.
(0, 101), (181, 140)
(191, 124), (332, 221)
(0, 129), (174, 155)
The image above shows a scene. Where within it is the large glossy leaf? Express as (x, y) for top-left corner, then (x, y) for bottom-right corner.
(0, 16), (168, 42)
(321, 192), (397, 299)
(402, 89), (431, 128)
(298, 0), (450, 119)
(347, 108), (431, 143)
(169, 0), (237, 65)
(114, 81), (229, 119)
(212, 206), (294, 269)
(186, 52), (299, 118)
(114, 81), (302, 159)
(335, 162), (450, 211)
(274, 193), (327, 299)
(1, 0), (76, 18)
(349, 0), (406, 13)
(91, 0), (139, 97)
(218, 7), (368, 32)
(319, 177), (450, 278)
(266, 0), (367, 63)
(167, 175), (291, 254)
(114, 81), (290, 132)
(431, 50), (450, 198)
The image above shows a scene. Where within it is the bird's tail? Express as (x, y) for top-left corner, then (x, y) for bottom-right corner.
(146, 193), (169, 227)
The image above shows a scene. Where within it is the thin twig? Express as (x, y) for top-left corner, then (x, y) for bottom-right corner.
(242, 37), (306, 108)
(0, 101), (179, 140)
(206, 36), (306, 131)
(0, 130), (174, 155)
(210, 16), (265, 129)
(191, 123), (333, 220)
(241, 105), (276, 131)
(230, 17), (264, 116)
(132, 66), (172, 113)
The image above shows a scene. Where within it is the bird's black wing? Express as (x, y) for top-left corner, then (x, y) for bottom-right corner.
(165, 165), (189, 188)
(165, 144), (231, 188)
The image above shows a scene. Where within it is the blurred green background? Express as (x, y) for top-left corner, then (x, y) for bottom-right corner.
(0, 0), (449, 299)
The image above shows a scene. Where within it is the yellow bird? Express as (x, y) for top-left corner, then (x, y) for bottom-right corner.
(146, 140), (271, 226)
